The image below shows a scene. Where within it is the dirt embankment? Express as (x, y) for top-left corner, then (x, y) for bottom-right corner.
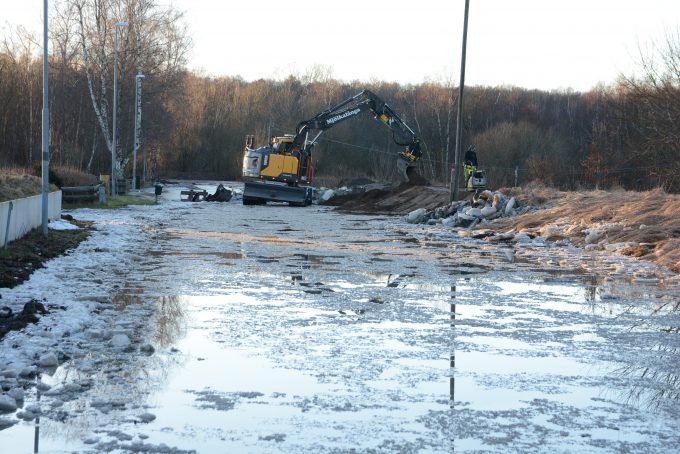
(328, 183), (452, 214)
(327, 183), (680, 274)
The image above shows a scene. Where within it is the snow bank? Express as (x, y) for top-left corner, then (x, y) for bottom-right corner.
(48, 219), (79, 230)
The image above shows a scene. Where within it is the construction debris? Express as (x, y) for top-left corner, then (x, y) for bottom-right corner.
(405, 189), (534, 228)
(180, 184), (233, 202)
(205, 184), (232, 202)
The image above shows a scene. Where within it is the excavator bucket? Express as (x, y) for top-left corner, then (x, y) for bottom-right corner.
(397, 158), (429, 186)
(396, 158), (412, 182)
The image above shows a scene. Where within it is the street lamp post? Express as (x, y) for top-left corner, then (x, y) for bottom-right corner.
(450, 0), (470, 202)
(41, 0), (49, 237)
(132, 72), (144, 191)
(112, 20), (128, 198)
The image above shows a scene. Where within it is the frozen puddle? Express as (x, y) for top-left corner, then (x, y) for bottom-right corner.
(1, 188), (679, 452)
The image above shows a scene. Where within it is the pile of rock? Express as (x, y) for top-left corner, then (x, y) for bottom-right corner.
(318, 187), (349, 203)
(406, 190), (532, 228)
(317, 183), (392, 204)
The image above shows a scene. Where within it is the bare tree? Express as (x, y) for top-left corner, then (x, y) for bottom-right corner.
(65, 0), (190, 175)
(620, 30), (680, 191)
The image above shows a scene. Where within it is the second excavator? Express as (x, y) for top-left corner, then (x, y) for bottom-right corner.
(241, 89), (422, 205)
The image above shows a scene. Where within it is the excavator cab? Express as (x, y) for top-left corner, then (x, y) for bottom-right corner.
(242, 135), (314, 206)
(271, 135), (294, 154)
(243, 135), (301, 183)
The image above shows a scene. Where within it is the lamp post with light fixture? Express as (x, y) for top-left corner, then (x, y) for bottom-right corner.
(132, 72), (144, 191)
(450, 0), (470, 202)
(112, 20), (128, 198)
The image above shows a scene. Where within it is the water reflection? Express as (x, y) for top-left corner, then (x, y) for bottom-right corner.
(609, 301), (680, 410)
(17, 295), (190, 452)
(34, 376), (41, 454)
(155, 296), (187, 348)
(450, 284), (456, 406)
(614, 351), (680, 410)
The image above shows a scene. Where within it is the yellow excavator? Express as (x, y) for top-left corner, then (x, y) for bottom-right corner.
(241, 89), (422, 206)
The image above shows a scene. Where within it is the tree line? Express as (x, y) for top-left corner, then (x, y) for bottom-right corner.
(1, 0), (679, 192)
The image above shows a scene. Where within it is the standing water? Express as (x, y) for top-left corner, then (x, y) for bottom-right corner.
(0, 183), (678, 453)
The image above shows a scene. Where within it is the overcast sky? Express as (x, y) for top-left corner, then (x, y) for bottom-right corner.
(3, 0), (679, 91)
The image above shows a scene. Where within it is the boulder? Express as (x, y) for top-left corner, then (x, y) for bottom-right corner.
(19, 366), (37, 378)
(111, 334), (131, 348)
(138, 412), (156, 423)
(492, 193), (503, 209)
(465, 208), (482, 218)
(585, 230), (602, 244)
(0, 395), (17, 413)
(480, 206), (497, 218)
(478, 190), (493, 200)
(0, 369), (18, 379)
(504, 197), (516, 215)
(38, 353), (59, 368)
(441, 216), (457, 227)
(16, 410), (36, 421)
(0, 418), (16, 430)
(140, 344), (155, 355)
(406, 208), (428, 224)
(7, 388), (24, 401)
(513, 233), (532, 243)
(320, 189), (335, 202)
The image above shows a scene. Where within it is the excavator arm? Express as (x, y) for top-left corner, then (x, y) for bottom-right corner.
(291, 89), (422, 180)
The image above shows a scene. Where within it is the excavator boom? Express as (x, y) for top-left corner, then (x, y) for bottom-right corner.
(292, 90), (422, 179)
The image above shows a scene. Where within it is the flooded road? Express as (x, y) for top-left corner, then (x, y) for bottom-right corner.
(2, 183), (680, 453)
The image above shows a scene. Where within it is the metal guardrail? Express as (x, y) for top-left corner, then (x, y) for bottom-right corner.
(61, 184), (103, 203)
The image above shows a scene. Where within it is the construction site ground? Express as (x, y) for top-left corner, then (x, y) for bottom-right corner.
(0, 181), (679, 453)
(325, 182), (680, 274)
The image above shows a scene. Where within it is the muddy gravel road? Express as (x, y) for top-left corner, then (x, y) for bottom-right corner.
(1, 182), (679, 453)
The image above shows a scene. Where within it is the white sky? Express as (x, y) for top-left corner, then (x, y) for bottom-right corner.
(3, 0), (679, 91)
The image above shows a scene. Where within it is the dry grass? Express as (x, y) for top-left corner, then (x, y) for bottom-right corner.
(492, 186), (680, 273)
(52, 166), (99, 187)
(1, 166), (97, 202)
(0, 170), (47, 202)
(497, 181), (564, 207)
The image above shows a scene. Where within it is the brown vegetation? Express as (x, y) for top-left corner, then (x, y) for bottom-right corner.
(0, 166), (96, 202)
(0, 171), (41, 202)
(0, 170), (59, 202)
(492, 187), (680, 273)
(52, 166), (99, 187)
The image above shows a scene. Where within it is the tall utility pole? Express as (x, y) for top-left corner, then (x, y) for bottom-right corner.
(41, 0), (49, 237)
(450, 0), (471, 202)
(112, 21), (128, 198)
(132, 72), (144, 191)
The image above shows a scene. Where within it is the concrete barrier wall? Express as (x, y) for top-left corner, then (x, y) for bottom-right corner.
(0, 192), (62, 245)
